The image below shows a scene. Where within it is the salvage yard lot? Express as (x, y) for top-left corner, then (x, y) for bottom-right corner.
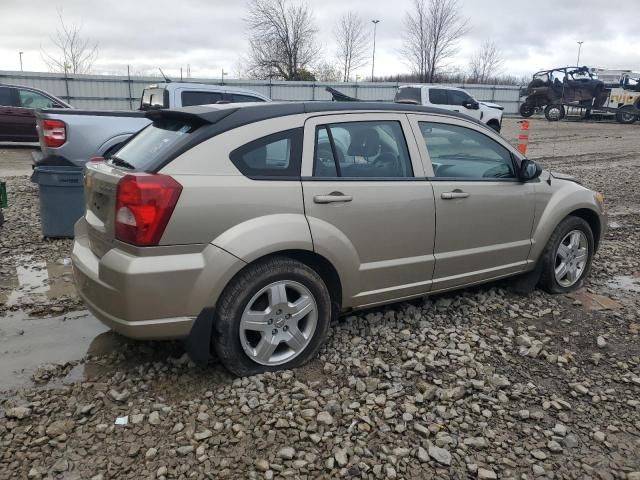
(1, 118), (639, 479)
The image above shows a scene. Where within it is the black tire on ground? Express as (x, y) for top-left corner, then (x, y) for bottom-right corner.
(615, 105), (638, 125)
(212, 256), (332, 376)
(519, 103), (535, 118)
(544, 104), (565, 121)
(487, 120), (501, 133)
(539, 216), (595, 294)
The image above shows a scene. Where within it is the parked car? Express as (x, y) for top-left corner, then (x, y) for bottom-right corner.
(33, 82), (270, 167)
(0, 83), (71, 142)
(394, 85), (504, 132)
(73, 102), (606, 376)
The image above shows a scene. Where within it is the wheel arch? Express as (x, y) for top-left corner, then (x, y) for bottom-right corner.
(568, 208), (601, 252)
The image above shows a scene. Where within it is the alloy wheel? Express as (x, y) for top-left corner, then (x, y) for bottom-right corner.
(554, 230), (589, 287)
(239, 280), (318, 366)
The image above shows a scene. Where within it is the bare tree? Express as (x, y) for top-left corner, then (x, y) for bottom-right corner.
(468, 40), (503, 84)
(314, 61), (342, 82)
(402, 0), (468, 83)
(245, 0), (320, 80)
(334, 12), (369, 82)
(41, 11), (98, 74)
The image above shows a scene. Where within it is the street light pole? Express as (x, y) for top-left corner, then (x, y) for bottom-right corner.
(576, 41), (584, 67)
(19, 51), (23, 72)
(371, 20), (380, 82)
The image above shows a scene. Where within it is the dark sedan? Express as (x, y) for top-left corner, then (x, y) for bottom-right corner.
(0, 84), (71, 142)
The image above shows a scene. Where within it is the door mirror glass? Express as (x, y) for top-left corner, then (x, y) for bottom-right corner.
(519, 159), (542, 180)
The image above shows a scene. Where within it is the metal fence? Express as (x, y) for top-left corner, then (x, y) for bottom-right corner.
(0, 70), (523, 114)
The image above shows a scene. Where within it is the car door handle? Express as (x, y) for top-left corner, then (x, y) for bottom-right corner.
(441, 191), (470, 199)
(313, 192), (353, 204)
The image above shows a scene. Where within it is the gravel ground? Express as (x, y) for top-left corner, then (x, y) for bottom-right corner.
(1, 118), (639, 479)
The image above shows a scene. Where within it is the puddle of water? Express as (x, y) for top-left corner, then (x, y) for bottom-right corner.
(0, 255), (76, 307)
(607, 275), (640, 293)
(608, 220), (622, 229)
(0, 309), (112, 392)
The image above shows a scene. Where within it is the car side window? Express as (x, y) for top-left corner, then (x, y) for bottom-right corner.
(419, 122), (516, 179)
(230, 128), (303, 178)
(0, 87), (17, 106)
(429, 89), (448, 105)
(230, 94), (264, 103)
(181, 91), (223, 106)
(448, 90), (471, 106)
(313, 120), (413, 178)
(17, 89), (56, 109)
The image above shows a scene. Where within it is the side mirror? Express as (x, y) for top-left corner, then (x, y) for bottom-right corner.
(519, 159), (542, 181)
(463, 100), (479, 110)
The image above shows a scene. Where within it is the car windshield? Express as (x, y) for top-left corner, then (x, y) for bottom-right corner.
(110, 119), (199, 171)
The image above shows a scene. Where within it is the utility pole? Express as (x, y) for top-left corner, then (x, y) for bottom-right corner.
(371, 20), (380, 82)
(576, 41), (584, 67)
(19, 51), (23, 72)
(221, 69), (227, 84)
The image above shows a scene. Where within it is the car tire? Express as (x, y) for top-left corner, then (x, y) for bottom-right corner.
(615, 106), (638, 125)
(212, 256), (332, 376)
(544, 104), (565, 121)
(519, 103), (535, 118)
(539, 216), (594, 294)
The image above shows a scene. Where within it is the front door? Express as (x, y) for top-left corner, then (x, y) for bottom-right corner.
(409, 115), (536, 291)
(301, 113), (436, 308)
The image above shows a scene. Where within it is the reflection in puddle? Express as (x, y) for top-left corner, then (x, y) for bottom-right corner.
(0, 255), (77, 306)
(0, 309), (112, 392)
(607, 275), (640, 293)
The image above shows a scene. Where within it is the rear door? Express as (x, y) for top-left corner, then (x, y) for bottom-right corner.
(0, 86), (19, 141)
(301, 113), (436, 308)
(409, 114), (536, 291)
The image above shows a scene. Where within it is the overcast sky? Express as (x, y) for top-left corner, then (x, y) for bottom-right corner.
(1, 0), (639, 80)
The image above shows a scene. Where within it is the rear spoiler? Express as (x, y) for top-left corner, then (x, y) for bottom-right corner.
(145, 106), (239, 125)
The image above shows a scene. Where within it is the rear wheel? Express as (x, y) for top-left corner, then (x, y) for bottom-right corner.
(544, 104), (565, 121)
(615, 105), (638, 124)
(519, 103), (535, 118)
(539, 216), (594, 294)
(212, 257), (332, 376)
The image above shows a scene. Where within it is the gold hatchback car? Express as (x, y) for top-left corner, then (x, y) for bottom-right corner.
(73, 102), (606, 375)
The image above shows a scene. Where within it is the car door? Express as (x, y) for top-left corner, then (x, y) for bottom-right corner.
(301, 113), (436, 308)
(447, 89), (482, 121)
(15, 88), (60, 141)
(408, 114), (536, 291)
(0, 86), (22, 141)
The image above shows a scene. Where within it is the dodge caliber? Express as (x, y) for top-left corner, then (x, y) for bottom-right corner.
(73, 102), (606, 375)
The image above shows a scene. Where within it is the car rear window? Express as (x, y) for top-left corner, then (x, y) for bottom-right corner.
(140, 88), (168, 110)
(111, 119), (199, 171)
(394, 87), (422, 104)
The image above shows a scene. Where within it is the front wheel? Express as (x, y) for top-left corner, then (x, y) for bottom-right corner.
(519, 103), (535, 118)
(539, 216), (594, 293)
(212, 257), (332, 376)
(544, 104), (565, 121)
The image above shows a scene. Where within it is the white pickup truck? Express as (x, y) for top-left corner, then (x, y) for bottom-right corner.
(33, 82), (270, 167)
(394, 85), (504, 132)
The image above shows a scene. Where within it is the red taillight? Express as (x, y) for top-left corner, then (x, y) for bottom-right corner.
(115, 174), (182, 246)
(42, 119), (66, 148)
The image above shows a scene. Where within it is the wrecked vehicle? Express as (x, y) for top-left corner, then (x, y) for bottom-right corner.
(519, 66), (608, 121)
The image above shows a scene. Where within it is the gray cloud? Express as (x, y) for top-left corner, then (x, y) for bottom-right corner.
(0, 0), (638, 79)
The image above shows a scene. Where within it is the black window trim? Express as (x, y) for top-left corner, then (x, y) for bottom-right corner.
(229, 127), (303, 180)
(309, 120), (415, 181)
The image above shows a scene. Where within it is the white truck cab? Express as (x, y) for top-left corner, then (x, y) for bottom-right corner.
(395, 85), (504, 132)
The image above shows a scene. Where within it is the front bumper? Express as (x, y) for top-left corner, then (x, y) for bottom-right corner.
(72, 219), (244, 340)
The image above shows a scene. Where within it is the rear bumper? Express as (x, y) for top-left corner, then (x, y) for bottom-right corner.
(32, 151), (76, 168)
(72, 218), (244, 340)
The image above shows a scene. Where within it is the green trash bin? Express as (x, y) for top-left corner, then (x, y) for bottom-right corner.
(31, 166), (85, 238)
